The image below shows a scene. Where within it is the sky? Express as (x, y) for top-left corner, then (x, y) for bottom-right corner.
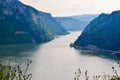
(20, 0), (120, 17)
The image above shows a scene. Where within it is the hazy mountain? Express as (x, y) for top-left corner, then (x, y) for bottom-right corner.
(0, 0), (68, 44)
(55, 14), (98, 31)
(55, 17), (83, 31)
(71, 14), (98, 21)
(74, 10), (120, 51)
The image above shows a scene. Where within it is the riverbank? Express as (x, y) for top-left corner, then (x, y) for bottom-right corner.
(72, 44), (120, 58)
(1, 31), (120, 80)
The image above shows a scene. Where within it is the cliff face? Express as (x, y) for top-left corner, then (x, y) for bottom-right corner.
(74, 10), (120, 51)
(0, 0), (68, 44)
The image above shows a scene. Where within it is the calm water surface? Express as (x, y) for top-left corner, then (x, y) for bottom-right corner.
(0, 31), (120, 80)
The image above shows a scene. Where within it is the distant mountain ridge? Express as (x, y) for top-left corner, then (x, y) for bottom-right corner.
(55, 14), (98, 31)
(0, 0), (68, 44)
(71, 14), (98, 21)
(74, 10), (120, 51)
(55, 17), (83, 31)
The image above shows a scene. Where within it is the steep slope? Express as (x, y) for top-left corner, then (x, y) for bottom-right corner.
(55, 17), (83, 31)
(40, 13), (68, 35)
(55, 14), (98, 31)
(74, 10), (120, 51)
(0, 0), (67, 44)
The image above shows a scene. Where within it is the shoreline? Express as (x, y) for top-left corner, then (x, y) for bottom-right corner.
(70, 44), (120, 58)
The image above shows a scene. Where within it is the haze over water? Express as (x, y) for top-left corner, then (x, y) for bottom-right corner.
(0, 31), (120, 80)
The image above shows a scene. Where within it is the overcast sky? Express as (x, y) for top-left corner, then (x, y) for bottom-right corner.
(20, 0), (120, 17)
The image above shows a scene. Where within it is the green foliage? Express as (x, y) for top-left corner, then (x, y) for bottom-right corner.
(74, 62), (120, 80)
(0, 59), (32, 80)
(74, 10), (120, 51)
(0, 0), (68, 44)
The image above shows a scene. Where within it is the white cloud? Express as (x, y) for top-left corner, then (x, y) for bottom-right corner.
(20, 0), (120, 16)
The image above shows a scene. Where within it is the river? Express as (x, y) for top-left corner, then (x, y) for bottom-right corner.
(0, 31), (120, 80)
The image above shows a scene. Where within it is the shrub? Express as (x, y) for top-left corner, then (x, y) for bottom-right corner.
(0, 59), (32, 80)
(74, 62), (120, 80)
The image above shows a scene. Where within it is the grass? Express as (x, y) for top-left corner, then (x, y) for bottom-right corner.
(74, 62), (120, 80)
(0, 59), (32, 80)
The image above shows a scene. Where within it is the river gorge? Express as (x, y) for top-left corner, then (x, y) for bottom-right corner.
(0, 31), (120, 80)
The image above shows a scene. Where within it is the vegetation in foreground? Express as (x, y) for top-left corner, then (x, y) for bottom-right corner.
(74, 62), (120, 80)
(0, 59), (120, 80)
(0, 59), (32, 80)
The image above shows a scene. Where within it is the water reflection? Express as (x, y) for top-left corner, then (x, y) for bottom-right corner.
(0, 31), (120, 80)
(76, 49), (120, 61)
(0, 43), (39, 57)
